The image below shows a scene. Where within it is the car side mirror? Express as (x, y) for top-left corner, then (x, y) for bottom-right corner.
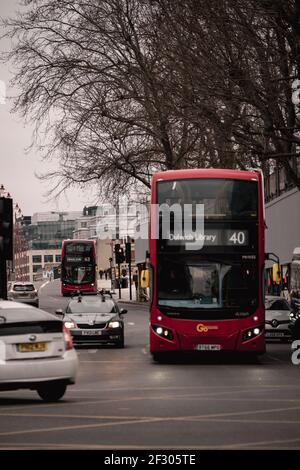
(120, 309), (127, 315)
(55, 309), (64, 318)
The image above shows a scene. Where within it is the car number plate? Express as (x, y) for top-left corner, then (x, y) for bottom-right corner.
(82, 330), (102, 335)
(18, 342), (48, 352)
(265, 332), (285, 338)
(195, 344), (221, 351)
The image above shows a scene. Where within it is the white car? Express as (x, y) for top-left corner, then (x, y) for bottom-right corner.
(265, 295), (292, 342)
(7, 282), (39, 308)
(0, 301), (78, 401)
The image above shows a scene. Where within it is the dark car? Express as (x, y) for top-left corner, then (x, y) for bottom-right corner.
(56, 291), (127, 348)
(289, 311), (300, 341)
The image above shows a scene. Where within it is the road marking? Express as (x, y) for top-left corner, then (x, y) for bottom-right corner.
(1, 405), (300, 435)
(2, 405), (300, 439)
(39, 281), (49, 291)
(127, 322), (135, 326)
(2, 384), (300, 412)
(79, 360), (144, 363)
(1, 439), (300, 450)
(266, 354), (287, 364)
(0, 417), (164, 437)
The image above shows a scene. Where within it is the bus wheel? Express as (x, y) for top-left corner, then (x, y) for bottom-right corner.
(152, 352), (163, 362)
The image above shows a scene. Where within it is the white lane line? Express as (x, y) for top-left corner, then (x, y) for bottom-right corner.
(266, 354), (288, 364)
(2, 405), (300, 438)
(1, 441), (300, 450)
(127, 322), (135, 326)
(0, 417), (164, 437)
(79, 360), (144, 363)
(38, 281), (49, 291)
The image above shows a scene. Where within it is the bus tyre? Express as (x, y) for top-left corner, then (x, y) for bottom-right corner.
(152, 352), (162, 362)
(37, 383), (67, 402)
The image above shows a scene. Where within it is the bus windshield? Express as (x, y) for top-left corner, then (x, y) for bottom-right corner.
(62, 241), (96, 287)
(157, 178), (258, 219)
(63, 265), (94, 284)
(157, 255), (258, 310)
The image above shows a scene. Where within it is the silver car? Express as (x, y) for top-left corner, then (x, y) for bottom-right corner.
(7, 282), (39, 308)
(265, 295), (292, 342)
(0, 301), (78, 401)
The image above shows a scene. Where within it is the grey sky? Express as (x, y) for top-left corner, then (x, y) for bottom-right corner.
(0, 0), (96, 216)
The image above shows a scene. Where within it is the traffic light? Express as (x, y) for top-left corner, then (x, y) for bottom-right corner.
(125, 242), (131, 264)
(115, 243), (125, 264)
(0, 197), (13, 260)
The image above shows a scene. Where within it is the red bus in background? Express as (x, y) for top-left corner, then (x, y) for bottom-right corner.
(149, 169), (265, 361)
(61, 240), (97, 296)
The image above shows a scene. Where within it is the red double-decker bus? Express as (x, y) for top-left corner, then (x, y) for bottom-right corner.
(149, 169), (265, 360)
(61, 240), (97, 296)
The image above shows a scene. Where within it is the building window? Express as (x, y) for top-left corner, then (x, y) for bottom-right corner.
(33, 264), (42, 273)
(32, 255), (42, 263)
(55, 255), (61, 263)
(44, 255), (53, 263)
(81, 222), (87, 228)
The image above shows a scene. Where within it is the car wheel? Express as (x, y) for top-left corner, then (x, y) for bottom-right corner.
(35, 301), (39, 308)
(37, 383), (67, 402)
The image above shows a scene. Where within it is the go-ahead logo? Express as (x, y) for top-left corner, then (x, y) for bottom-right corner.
(196, 323), (218, 333)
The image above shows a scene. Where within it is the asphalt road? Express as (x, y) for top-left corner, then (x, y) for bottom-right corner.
(0, 280), (300, 450)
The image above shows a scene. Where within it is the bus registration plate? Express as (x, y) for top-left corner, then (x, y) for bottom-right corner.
(195, 344), (221, 351)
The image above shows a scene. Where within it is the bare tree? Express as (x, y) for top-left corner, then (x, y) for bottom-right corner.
(4, 0), (300, 195)
(157, 0), (300, 187)
(4, 0), (208, 198)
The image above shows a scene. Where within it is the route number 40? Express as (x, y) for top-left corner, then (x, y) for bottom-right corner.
(229, 232), (245, 245)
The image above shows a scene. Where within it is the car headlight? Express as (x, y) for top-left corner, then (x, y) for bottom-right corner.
(108, 321), (120, 328)
(64, 321), (76, 329)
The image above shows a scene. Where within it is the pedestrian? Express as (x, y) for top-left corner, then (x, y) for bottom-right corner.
(133, 269), (139, 300)
(105, 270), (108, 280)
(133, 270), (138, 290)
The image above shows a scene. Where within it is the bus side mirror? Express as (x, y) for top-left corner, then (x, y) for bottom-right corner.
(55, 309), (64, 318)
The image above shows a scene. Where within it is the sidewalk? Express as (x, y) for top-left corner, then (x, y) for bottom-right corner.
(97, 278), (149, 304)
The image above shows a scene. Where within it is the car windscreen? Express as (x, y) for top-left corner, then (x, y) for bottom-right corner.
(0, 308), (60, 323)
(13, 284), (35, 292)
(265, 299), (290, 311)
(67, 299), (117, 314)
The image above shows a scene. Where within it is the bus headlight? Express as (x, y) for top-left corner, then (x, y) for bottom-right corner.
(152, 325), (173, 341)
(242, 326), (263, 342)
(108, 321), (120, 328)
